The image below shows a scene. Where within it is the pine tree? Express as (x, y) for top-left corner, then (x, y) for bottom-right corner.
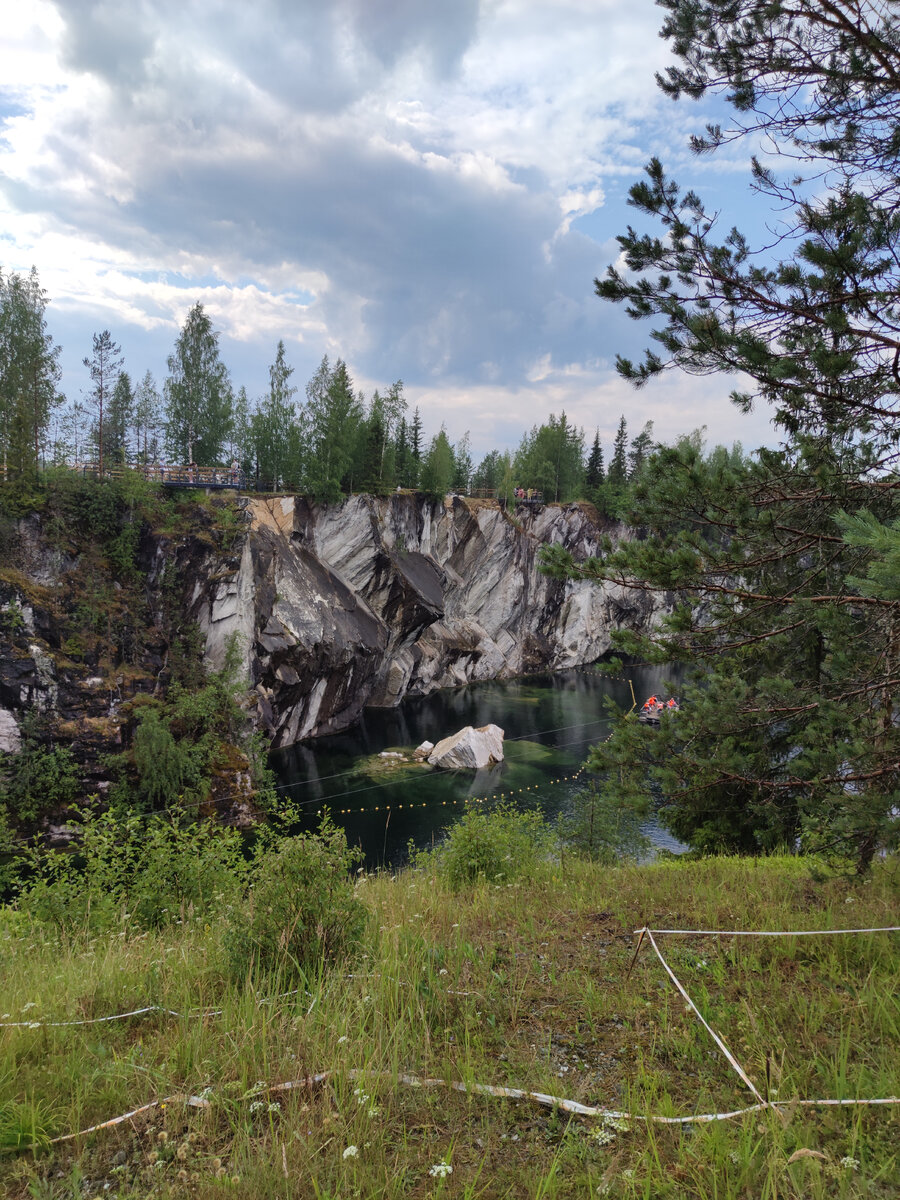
(164, 303), (233, 465)
(544, 0), (900, 870)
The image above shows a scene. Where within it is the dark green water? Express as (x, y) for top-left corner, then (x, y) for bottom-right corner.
(269, 664), (685, 868)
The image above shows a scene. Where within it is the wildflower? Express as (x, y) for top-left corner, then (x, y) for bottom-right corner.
(250, 1101), (265, 1112)
(338, 1035), (349, 1044)
(429, 1161), (452, 1178)
(840, 1156), (860, 1171)
(368, 1107), (380, 1118)
(343, 1145), (359, 1159)
(20, 1002), (36, 1012)
(439, 968), (448, 976)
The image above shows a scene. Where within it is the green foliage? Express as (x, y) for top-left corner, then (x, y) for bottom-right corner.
(553, 0), (900, 871)
(0, 722), (80, 823)
(249, 339), (305, 488)
(0, 266), (62, 478)
(418, 803), (554, 890)
(419, 427), (454, 499)
(224, 814), (366, 982)
(132, 708), (189, 806)
(560, 780), (650, 863)
(17, 807), (246, 932)
(165, 302), (233, 465)
(305, 356), (364, 502)
(513, 411), (584, 502)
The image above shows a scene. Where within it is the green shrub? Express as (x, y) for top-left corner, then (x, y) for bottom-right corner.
(0, 729), (80, 823)
(559, 780), (650, 864)
(224, 816), (366, 983)
(18, 808), (246, 932)
(422, 803), (554, 890)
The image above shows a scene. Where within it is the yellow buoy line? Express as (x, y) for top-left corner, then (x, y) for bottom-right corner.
(318, 767), (587, 817)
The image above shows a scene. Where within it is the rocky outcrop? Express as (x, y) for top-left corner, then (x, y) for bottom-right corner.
(428, 724), (505, 769)
(191, 493), (668, 746)
(0, 492), (669, 755)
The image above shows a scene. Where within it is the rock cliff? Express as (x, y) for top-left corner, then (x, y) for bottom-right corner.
(0, 492), (668, 758)
(192, 493), (668, 746)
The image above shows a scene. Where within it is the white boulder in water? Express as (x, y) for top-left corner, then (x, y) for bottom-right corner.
(413, 740), (435, 760)
(427, 724), (504, 769)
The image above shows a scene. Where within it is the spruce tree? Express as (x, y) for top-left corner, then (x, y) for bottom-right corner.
(305, 357), (363, 502)
(585, 430), (604, 490)
(84, 330), (124, 476)
(105, 371), (133, 465)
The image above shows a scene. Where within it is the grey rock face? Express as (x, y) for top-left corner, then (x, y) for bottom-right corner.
(190, 493), (669, 745)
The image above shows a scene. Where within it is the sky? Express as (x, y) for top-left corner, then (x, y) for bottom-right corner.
(0, 0), (781, 460)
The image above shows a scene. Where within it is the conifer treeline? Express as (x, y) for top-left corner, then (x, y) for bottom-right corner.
(1, 287), (659, 512)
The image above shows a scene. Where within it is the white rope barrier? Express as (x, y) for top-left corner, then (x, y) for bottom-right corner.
(43, 1070), (900, 1147)
(0, 990), (300, 1029)
(636, 926), (900, 937)
(643, 929), (765, 1103)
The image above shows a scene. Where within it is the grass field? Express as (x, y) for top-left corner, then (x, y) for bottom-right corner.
(1, 854), (898, 1198)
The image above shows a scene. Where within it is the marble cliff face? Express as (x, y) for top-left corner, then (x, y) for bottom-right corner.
(193, 494), (668, 746)
(0, 493), (669, 760)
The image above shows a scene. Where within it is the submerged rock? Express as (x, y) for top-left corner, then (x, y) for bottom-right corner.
(428, 724), (505, 769)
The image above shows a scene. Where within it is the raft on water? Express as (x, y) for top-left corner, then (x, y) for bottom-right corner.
(637, 695), (680, 724)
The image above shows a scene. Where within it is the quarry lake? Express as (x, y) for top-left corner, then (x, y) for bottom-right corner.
(270, 663), (685, 867)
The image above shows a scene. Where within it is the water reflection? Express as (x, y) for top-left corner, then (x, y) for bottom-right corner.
(269, 664), (685, 867)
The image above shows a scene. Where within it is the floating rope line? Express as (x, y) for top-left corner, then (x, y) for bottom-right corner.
(319, 768), (587, 817)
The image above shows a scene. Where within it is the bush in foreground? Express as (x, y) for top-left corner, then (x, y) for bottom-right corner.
(224, 816), (366, 982)
(418, 802), (554, 889)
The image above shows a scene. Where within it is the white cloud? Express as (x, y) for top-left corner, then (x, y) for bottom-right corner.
(0, 0), (776, 455)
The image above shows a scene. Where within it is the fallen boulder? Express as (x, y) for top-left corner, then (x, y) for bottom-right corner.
(427, 724), (504, 769)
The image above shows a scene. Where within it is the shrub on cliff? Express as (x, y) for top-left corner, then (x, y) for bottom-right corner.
(224, 816), (366, 983)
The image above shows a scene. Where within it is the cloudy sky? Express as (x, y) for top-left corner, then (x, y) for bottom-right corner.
(1, 0), (778, 458)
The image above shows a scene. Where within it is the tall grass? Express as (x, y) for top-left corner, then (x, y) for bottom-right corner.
(0, 853), (897, 1198)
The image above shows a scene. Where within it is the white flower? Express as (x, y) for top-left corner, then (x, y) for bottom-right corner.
(343, 1145), (359, 1160)
(20, 1002), (36, 1012)
(840, 1156), (860, 1171)
(337, 1035), (349, 1044)
(429, 1161), (452, 1178)
(439, 968), (448, 975)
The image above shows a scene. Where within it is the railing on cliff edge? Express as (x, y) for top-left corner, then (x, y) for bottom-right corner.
(1, 463), (546, 503)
